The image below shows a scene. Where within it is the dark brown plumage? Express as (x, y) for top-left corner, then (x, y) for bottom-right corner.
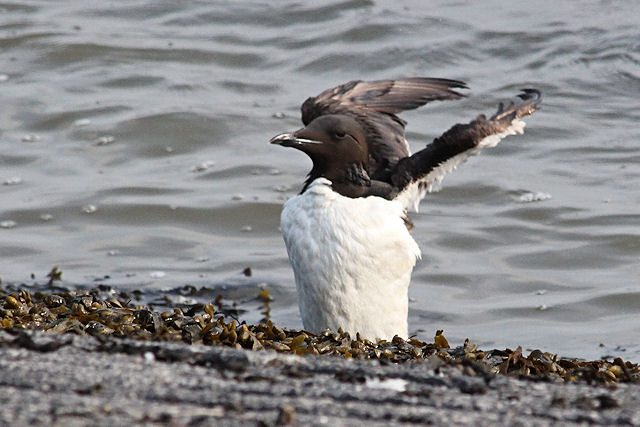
(270, 78), (541, 206)
(300, 78), (468, 181)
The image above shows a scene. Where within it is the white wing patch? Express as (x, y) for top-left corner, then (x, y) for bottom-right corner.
(397, 118), (527, 212)
(478, 118), (526, 148)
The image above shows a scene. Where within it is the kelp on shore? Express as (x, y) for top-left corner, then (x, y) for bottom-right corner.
(1, 281), (638, 385)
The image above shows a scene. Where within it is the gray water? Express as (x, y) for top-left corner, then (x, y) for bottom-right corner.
(1, 0), (639, 361)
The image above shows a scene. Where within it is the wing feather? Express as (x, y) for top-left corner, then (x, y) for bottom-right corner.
(300, 78), (468, 178)
(392, 89), (542, 211)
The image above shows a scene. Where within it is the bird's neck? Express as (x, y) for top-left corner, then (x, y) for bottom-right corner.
(302, 162), (371, 198)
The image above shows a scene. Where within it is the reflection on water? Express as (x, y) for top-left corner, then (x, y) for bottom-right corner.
(1, 0), (639, 360)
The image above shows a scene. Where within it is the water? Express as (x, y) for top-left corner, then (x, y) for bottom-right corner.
(1, 0), (639, 361)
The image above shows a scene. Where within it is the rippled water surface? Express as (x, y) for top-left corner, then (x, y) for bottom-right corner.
(1, 1), (639, 360)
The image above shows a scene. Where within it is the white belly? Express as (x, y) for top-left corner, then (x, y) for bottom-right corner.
(280, 178), (421, 341)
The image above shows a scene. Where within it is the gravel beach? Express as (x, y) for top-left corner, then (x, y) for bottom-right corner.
(1, 285), (639, 426)
(1, 329), (640, 426)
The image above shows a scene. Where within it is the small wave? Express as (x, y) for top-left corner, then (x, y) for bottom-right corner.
(517, 192), (552, 203)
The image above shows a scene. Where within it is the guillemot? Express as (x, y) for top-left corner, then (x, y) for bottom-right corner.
(270, 78), (541, 341)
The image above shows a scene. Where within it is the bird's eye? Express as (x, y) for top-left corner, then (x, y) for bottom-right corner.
(335, 130), (346, 139)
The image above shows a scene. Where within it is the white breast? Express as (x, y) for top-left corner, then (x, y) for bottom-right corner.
(280, 178), (421, 341)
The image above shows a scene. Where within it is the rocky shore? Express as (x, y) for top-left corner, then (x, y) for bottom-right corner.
(1, 283), (640, 425)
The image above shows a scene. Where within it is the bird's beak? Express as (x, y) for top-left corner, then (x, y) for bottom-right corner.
(269, 131), (322, 148)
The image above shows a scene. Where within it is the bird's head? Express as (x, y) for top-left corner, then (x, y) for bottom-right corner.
(270, 114), (369, 186)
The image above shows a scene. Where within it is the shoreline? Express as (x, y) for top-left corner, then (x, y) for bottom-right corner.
(1, 282), (638, 379)
(1, 283), (640, 425)
(2, 329), (640, 425)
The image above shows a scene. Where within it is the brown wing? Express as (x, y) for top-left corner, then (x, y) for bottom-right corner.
(300, 78), (468, 180)
(391, 88), (542, 209)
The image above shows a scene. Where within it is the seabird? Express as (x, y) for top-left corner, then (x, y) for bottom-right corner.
(270, 77), (541, 341)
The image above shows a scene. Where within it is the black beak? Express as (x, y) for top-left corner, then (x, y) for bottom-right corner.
(269, 131), (322, 148)
(269, 124), (322, 149)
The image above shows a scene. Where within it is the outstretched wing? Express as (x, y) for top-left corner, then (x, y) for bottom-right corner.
(391, 89), (542, 211)
(300, 78), (468, 179)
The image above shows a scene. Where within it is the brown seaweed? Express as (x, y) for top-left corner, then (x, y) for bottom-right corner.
(1, 284), (638, 385)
